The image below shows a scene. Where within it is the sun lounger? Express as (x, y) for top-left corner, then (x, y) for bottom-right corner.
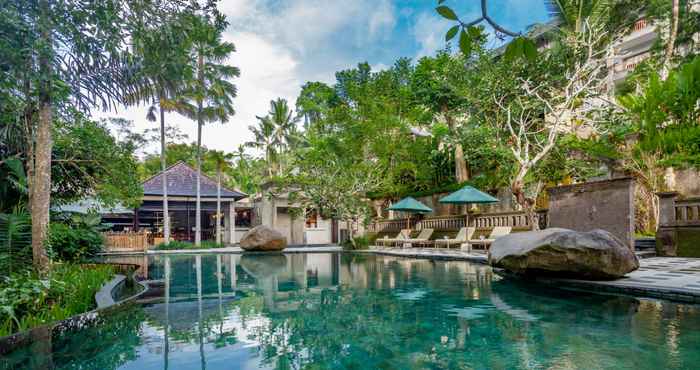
(376, 229), (410, 247)
(468, 226), (512, 251)
(402, 229), (434, 248)
(434, 227), (475, 249)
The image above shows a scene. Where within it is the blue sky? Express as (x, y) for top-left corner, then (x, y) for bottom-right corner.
(99, 0), (550, 154)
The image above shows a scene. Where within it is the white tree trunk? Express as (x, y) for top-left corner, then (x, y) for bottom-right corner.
(216, 169), (221, 245)
(195, 53), (204, 246)
(160, 106), (170, 244)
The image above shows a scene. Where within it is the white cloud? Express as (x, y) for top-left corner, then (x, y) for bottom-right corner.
(94, 0), (400, 157)
(412, 12), (451, 58)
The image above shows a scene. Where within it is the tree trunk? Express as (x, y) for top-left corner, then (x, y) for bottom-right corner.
(662, 0), (680, 79)
(454, 143), (470, 182)
(442, 106), (470, 182)
(195, 52), (204, 246)
(32, 0), (52, 275)
(216, 168), (221, 245)
(160, 105), (170, 244)
(511, 179), (539, 231)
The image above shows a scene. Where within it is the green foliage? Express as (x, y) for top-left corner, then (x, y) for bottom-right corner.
(342, 236), (370, 250)
(0, 206), (32, 277)
(620, 56), (700, 168)
(53, 114), (143, 208)
(154, 240), (225, 250)
(0, 264), (114, 336)
(48, 214), (105, 262)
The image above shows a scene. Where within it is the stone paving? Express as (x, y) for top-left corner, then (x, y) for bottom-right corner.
(367, 247), (700, 303)
(547, 257), (700, 303)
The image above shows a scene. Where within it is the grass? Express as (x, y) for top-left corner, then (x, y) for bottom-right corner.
(154, 240), (226, 250)
(0, 263), (115, 337)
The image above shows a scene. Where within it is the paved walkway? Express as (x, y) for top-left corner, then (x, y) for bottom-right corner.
(545, 257), (700, 303)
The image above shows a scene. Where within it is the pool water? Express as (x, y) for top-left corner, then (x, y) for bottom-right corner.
(3, 253), (700, 369)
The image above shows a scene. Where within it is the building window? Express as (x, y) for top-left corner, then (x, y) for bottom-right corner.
(305, 209), (318, 229)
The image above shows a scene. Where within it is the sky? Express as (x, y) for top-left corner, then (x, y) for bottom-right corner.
(95, 0), (550, 156)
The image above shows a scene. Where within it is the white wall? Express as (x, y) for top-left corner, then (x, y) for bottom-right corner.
(304, 217), (332, 244)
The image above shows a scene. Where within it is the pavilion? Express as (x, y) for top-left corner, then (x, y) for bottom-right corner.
(134, 161), (249, 243)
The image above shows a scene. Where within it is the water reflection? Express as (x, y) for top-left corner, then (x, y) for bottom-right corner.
(2, 253), (700, 369)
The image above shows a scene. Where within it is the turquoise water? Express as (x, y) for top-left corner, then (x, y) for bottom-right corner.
(3, 252), (700, 369)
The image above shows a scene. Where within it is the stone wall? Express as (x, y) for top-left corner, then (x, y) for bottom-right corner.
(666, 167), (700, 197)
(546, 178), (635, 249)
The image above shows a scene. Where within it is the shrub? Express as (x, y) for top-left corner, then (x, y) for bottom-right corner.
(342, 235), (370, 250)
(154, 240), (225, 250)
(48, 222), (104, 262)
(0, 263), (114, 336)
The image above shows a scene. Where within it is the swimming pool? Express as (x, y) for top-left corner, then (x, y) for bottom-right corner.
(2, 252), (700, 369)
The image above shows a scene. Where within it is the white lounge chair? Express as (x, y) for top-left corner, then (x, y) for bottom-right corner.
(468, 226), (512, 251)
(434, 227), (475, 249)
(403, 229), (434, 248)
(377, 229), (410, 247)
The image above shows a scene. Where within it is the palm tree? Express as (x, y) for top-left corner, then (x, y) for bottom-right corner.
(207, 150), (233, 245)
(246, 115), (280, 177)
(179, 14), (239, 246)
(246, 98), (300, 176)
(545, 0), (612, 33)
(131, 19), (192, 245)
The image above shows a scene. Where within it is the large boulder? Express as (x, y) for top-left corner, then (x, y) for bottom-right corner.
(240, 225), (287, 251)
(489, 228), (639, 280)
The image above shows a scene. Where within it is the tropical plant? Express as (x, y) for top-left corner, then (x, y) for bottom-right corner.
(207, 150), (234, 244)
(130, 15), (194, 245)
(0, 0), (195, 273)
(48, 213), (105, 262)
(0, 206), (32, 277)
(178, 13), (239, 246)
(247, 114), (282, 177)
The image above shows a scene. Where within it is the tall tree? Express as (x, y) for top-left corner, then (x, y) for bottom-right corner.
(247, 115), (281, 177)
(180, 13), (239, 246)
(1, 0), (192, 273)
(206, 150), (233, 245)
(131, 15), (193, 245)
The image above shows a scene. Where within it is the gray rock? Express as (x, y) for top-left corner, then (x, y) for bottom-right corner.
(489, 228), (639, 280)
(240, 225), (287, 251)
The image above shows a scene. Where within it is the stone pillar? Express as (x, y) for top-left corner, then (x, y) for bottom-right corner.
(229, 201), (236, 244)
(657, 192), (679, 227)
(656, 191), (679, 256)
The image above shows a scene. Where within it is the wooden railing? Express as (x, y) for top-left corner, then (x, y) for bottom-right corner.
(674, 198), (700, 226)
(103, 231), (149, 252)
(369, 210), (548, 233)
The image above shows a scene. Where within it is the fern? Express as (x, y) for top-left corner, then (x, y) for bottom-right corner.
(0, 206), (32, 277)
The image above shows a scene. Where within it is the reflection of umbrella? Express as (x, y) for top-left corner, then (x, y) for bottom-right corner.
(387, 197), (432, 229)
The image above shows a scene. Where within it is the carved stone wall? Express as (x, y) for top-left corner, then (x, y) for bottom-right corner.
(547, 178), (635, 249)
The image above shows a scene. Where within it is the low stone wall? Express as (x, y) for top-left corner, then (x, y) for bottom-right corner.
(546, 178), (635, 249)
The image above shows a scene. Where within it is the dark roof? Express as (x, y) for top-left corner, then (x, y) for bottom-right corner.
(142, 161), (247, 200)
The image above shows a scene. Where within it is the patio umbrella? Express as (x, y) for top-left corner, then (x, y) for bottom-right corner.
(387, 197), (433, 229)
(439, 185), (499, 224)
(439, 185), (499, 205)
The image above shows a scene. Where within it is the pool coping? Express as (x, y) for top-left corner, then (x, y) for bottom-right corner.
(100, 245), (343, 256)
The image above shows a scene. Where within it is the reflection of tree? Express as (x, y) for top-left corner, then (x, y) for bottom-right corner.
(52, 304), (146, 369)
